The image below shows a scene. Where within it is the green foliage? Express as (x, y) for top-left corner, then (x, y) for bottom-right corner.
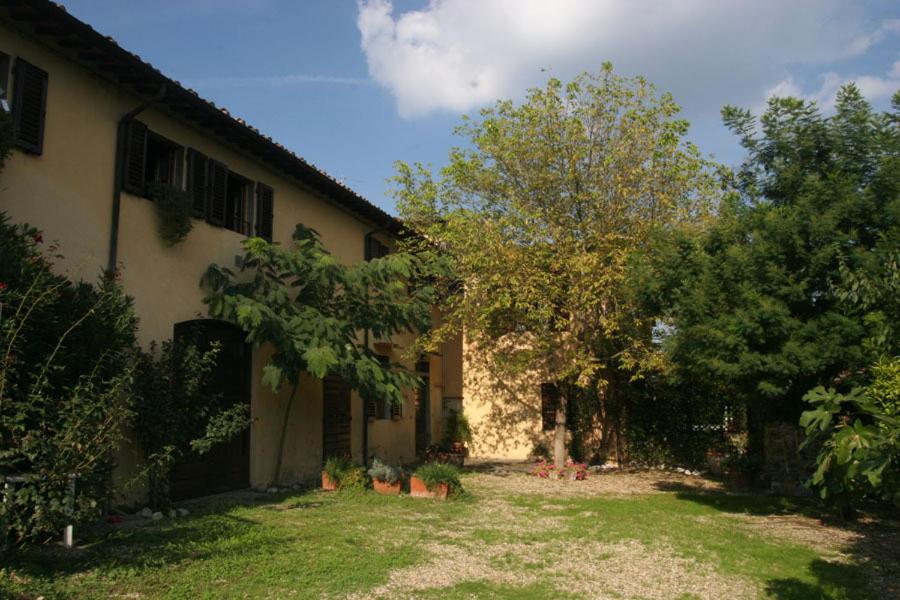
(441, 408), (472, 448)
(640, 83), (900, 462)
(800, 386), (899, 511)
(146, 182), (194, 246)
(868, 357), (900, 418)
(414, 462), (463, 494)
(323, 456), (368, 490)
(337, 466), (369, 492)
(203, 223), (434, 483)
(395, 64), (719, 466)
(0, 214), (138, 544)
(367, 458), (402, 484)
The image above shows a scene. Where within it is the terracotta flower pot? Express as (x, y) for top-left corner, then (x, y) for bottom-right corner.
(410, 476), (449, 500)
(321, 471), (338, 491)
(373, 478), (401, 495)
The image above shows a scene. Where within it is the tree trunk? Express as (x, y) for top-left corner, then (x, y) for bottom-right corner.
(553, 392), (567, 469)
(273, 380), (299, 485)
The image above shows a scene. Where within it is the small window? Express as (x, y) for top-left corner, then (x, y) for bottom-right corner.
(367, 355), (396, 420)
(122, 120), (183, 196)
(226, 170), (252, 235)
(12, 57), (48, 154)
(367, 236), (390, 260)
(0, 52), (11, 111)
(146, 133), (182, 189)
(540, 383), (559, 431)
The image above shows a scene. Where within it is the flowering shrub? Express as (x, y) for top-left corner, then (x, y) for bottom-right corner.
(530, 459), (588, 481)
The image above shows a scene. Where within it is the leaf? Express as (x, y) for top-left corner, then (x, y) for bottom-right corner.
(262, 364), (283, 391)
(303, 346), (338, 379)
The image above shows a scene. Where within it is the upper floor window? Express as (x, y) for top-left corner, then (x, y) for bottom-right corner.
(123, 120), (183, 197)
(11, 57), (48, 155)
(185, 148), (274, 239)
(366, 236), (390, 260)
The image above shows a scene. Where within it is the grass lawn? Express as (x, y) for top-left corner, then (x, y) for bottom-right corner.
(2, 466), (897, 599)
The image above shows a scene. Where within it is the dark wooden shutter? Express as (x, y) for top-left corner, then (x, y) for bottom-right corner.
(187, 149), (209, 216)
(206, 159), (228, 226)
(255, 182), (274, 241)
(540, 383), (559, 432)
(368, 237), (389, 260)
(122, 119), (147, 194)
(12, 58), (48, 155)
(323, 375), (352, 459)
(390, 397), (402, 419)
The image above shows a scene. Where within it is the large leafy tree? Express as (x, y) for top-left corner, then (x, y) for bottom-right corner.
(643, 85), (899, 461)
(395, 65), (718, 467)
(202, 224), (434, 483)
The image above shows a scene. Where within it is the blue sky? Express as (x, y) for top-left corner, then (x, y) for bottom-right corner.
(63, 0), (899, 214)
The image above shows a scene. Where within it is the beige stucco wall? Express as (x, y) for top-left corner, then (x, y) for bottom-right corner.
(0, 21), (442, 501)
(462, 336), (551, 460)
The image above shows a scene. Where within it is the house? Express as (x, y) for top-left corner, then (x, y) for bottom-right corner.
(0, 0), (466, 502)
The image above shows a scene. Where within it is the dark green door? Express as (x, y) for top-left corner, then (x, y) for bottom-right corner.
(415, 360), (430, 456)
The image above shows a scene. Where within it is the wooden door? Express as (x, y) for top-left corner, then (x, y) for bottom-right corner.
(169, 320), (251, 501)
(323, 375), (352, 460)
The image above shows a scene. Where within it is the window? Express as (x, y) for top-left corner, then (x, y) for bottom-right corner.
(12, 57), (48, 154)
(367, 236), (390, 260)
(0, 52), (11, 111)
(226, 170), (252, 235)
(540, 383), (559, 431)
(146, 133), (182, 188)
(122, 120), (183, 196)
(255, 182), (274, 242)
(366, 355), (399, 420)
(185, 147), (273, 237)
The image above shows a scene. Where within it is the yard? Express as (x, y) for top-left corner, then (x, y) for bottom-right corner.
(2, 464), (897, 600)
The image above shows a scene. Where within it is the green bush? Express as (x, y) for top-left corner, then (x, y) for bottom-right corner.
(414, 462), (463, 495)
(800, 385), (899, 515)
(367, 458), (402, 484)
(147, 182), (194, 246)
(1, 214), (138, 544)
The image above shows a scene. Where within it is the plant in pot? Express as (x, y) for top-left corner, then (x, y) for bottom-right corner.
(410, 462), (462, 500)
(367, 458), (403, 495)
(722, 453), (756, 489)
(430, 409), (471, 466)
(322, 456), (365, 491)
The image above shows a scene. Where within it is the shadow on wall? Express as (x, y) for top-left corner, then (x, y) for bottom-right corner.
(463, 342), (547, 458)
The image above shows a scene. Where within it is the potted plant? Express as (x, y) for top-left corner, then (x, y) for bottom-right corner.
(322, 456), (353, 491)
(410, 462), (462, 500)
(429, 409), (471, 466)
(367, 458), (403, 495)
(722, 453), (755, 489)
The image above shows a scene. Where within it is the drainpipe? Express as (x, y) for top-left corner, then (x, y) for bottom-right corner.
(107, 84), (167, 275)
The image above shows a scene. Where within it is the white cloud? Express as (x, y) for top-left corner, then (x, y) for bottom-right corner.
(357, 0), (897, 119)
(765, 60), (900, 112)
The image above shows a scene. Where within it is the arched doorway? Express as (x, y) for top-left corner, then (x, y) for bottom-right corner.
(169, 319), (251, 500)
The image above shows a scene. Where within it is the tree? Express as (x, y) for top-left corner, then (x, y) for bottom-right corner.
(395, 64), (718, 467)
(202, 223), (434, 483)
(643, 85), (899, 465)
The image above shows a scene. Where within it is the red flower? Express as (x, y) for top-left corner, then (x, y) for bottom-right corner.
(32, 233), (43, 243)
(0, 282), (7, 291)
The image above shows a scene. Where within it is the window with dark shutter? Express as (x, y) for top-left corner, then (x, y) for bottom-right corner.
(122, 119), (147, 194)
(187, 149), (209, 217)
(206, 159), (228, 226)
(255, 182), (274, 241)
(367, 236), (390, 260)
(390, 396), (402, 420)
(540, 383), (559, 432)
(12, 58), (48, 155)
